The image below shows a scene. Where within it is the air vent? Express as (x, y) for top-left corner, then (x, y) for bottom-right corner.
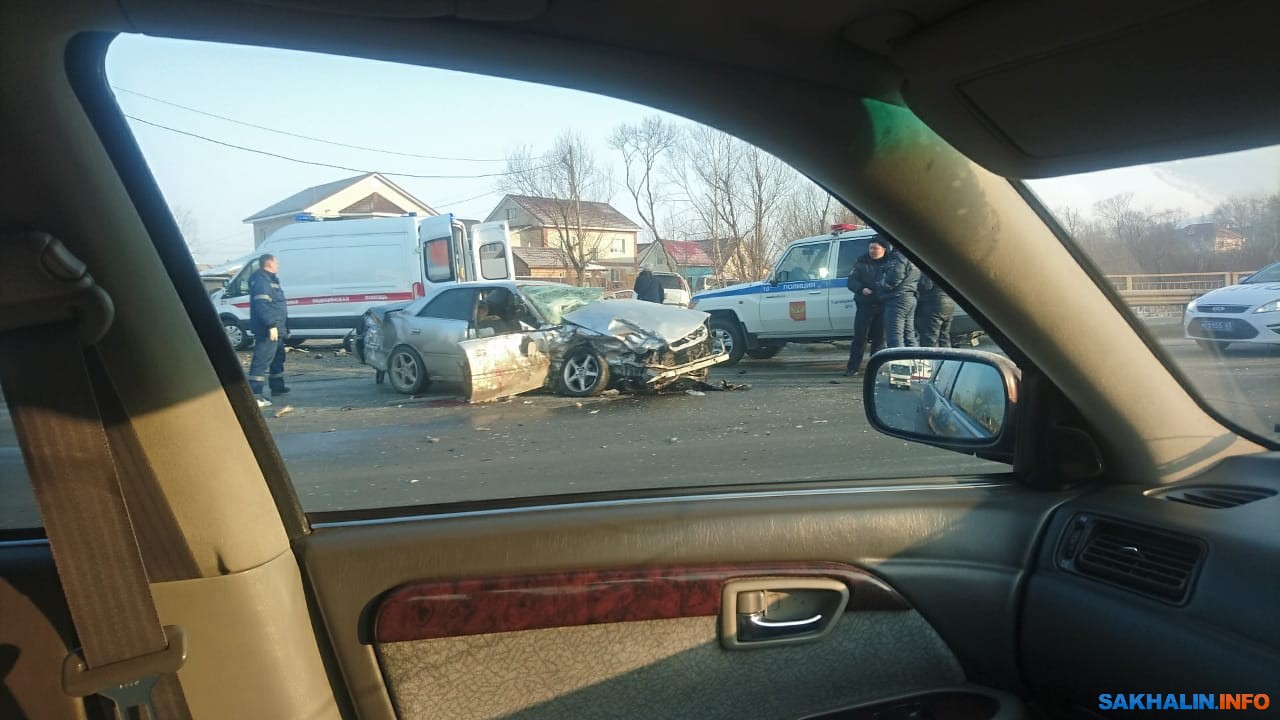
(1060, 515), (1205, 604)
(1149, 485), (1276, 509)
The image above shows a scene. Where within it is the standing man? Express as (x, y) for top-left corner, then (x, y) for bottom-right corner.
(915, 274), (956, 347)
(633, 268), (664, 303)
(248, 253), (290, 407)
(844, 238), (889, 376)
(878, 243), (921, 348)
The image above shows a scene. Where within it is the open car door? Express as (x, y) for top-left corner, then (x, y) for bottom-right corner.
(460, 332), (550, 402)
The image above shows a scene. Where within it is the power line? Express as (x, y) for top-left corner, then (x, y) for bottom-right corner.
(124, 115), (540, 180)
(114, 86), (511, 162)
(435, 189), (504, 208)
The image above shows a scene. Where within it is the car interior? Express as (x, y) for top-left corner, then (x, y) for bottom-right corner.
(2, 1), (1278, 719)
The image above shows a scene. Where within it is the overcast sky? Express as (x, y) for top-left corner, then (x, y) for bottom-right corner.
(107, 35), (1280, 265)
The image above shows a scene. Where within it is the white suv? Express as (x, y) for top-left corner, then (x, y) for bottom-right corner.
(653, 271), (691, 307)
(691, 226), (982, 364)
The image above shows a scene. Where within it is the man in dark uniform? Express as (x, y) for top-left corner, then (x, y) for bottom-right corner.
(633, 268), (664, 303)
(915, 273), (956, 347)
(248, 253), (290, 407)
(844, 238), (889, 375)
(878, 244), (921, 348)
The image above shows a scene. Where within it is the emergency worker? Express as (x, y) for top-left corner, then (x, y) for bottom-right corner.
(247, 253), (289, 407)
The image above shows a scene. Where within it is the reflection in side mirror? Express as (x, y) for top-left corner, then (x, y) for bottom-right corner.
(864, 349), (1019, 463)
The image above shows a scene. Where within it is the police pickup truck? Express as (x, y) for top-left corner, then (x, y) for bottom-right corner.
(690, 225), (983, 365)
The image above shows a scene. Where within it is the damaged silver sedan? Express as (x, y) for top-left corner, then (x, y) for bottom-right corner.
(355, 281), (729, 401)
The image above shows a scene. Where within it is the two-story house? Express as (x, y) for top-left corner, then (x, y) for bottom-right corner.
(485, 194), (641, 288)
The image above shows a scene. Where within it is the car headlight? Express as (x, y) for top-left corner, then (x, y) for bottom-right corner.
(1185, 298), (1198, 312)
(1254, 299), (1280, 314)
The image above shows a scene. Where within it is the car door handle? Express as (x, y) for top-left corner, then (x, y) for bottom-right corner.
(720, 577), (849, 650)
(808, 290), (822, 295)
(744, 612), (823, 629)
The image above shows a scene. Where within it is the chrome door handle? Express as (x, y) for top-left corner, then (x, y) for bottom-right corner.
(807, 290), (822, 295)
(745, 612), (822, 629)
(720, 577), (849, 650)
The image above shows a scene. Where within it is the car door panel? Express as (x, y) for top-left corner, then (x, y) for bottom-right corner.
(297, 481), (1063, 719)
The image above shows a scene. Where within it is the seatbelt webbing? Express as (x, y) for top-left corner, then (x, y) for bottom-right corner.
(0, 322), (191, 719)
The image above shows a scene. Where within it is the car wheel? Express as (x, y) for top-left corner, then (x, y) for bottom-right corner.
(745, 345), (783, 359)
(557, 347), (610, 397)
(222, 316), (251, 350)
(387, 346), (429, 394)
(1196, 340), (1230, 354)
(343, 330), (356, 353)
(709, 316), (746, 366)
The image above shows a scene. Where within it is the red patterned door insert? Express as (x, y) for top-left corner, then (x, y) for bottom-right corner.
(375, 562), (907, 643)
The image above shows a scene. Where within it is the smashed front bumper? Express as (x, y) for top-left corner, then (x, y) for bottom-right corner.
(642, 348), (730, 387)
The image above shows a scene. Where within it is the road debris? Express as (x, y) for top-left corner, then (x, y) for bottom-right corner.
(686, 390), (706, 396)
(273, 405), (295, 418)
(667, 437), (680, 444)
(588, 409), (601, 414)
(426, 436), (440, 444)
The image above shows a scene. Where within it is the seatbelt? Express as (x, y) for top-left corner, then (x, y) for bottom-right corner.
(0, 232), (191, 719)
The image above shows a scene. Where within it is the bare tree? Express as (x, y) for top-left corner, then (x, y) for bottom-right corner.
(610, 115), (677, 243)
(738, 146), (791, 279)
(503, 131), (614, 285)
(666, 125), (745, 277)
(172, 206), (205, 259)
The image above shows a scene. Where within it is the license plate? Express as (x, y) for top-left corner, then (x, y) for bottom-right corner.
(1199, 320), (1234, 331)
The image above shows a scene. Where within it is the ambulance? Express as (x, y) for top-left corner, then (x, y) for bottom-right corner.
(211, 214), (514, 349)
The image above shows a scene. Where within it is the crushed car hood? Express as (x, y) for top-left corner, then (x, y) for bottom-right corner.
(562, 299), (709, 342)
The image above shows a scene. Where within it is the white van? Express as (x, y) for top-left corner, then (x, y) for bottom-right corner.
(212, 215), (514, 349)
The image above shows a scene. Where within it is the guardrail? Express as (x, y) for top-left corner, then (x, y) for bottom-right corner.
(1106, 271), (1258, 314)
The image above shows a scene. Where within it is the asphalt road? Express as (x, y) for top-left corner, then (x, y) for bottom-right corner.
(2, 319), (1278, 527)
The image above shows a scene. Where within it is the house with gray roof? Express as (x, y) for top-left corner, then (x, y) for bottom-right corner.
(485, 194), (641, 288)
(243, 172), (436, 246)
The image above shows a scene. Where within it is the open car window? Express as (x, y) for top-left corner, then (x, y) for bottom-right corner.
(1027, 145), (1280, 445)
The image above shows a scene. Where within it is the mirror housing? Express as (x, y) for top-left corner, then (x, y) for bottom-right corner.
(771, 270), (790, 285)
(863, 347), (1020, 463)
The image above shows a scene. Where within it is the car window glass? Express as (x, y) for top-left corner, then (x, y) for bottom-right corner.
(478, 242), (507, 280)
(0, 386), (37, 530)
(947, 364), (1006, 435)
(931, 360), (962, 396)
(423, 236), (454, 283)
(774, 243), (831, 281)
(835, 239), (866, 278)
(226, 259), (259, 297)
(1027, 144), (1280, 443)
(420, 289), (479, 322)
(70, 34), (1011, 527)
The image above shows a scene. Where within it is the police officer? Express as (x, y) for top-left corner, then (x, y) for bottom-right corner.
(878, 244), (921, 348)
(248, 253), (290, 407)
(915, 273), (955, 347)
(843, 238), (889, 375)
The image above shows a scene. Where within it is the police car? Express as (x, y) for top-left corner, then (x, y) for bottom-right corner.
(690, 225), (983, 365)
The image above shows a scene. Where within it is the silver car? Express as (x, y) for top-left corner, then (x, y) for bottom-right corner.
(355, 281), (729, 401)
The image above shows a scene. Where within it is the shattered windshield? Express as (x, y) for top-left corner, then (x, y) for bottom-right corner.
(521, 285), (605, 325)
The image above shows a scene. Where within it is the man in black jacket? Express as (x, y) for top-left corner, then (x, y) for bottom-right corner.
(247, 253), (290, 407)
(633, 269), (664, 303)
(844, 238), (888, 375)
(878, 245), (921, 347)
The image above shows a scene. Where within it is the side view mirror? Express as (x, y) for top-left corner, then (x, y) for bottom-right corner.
(863, 348), (1019, 463)
(772, 271), (789, 285)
